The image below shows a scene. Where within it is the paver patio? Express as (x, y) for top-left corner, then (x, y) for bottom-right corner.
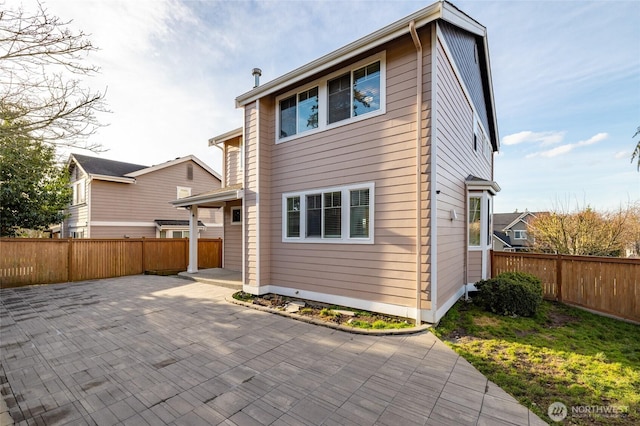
(0, 275), (546, 425)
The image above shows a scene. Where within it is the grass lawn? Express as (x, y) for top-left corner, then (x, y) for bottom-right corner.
(433, 299), (639, 425)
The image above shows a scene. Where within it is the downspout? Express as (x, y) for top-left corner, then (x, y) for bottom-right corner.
(409, 21), (422, 325)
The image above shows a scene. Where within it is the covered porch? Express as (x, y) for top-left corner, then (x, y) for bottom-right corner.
(171, 184), (243, 275)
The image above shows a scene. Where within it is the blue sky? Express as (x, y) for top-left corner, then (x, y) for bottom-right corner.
(40, 0), (639, 213)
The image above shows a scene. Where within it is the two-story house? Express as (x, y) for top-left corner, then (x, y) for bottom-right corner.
(492, 211), (542, 252)
(174, 1), (500, 324)
(64, 154), (223, 239)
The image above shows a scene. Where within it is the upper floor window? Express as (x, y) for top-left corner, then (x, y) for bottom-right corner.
(279, 87), (319, 138)
(513, 230), (527, 240)
(277, 53), (386, 143)
(72, 180), (86, 205)
(283, 182), (374, 244)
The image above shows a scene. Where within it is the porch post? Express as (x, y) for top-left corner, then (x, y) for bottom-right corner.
(187, 205), (198, 273)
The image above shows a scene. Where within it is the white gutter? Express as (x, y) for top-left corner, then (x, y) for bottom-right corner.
(236, 3), (444, 107)
(409, 21), (423, 326)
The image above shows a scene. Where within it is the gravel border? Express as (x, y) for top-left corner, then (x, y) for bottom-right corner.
(226, 296), (432, 335)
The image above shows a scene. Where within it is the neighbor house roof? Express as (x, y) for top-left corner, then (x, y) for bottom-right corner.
(235, 0), (498, 148)
(69, 154), (221, 183)
(71, 154), (147, 178)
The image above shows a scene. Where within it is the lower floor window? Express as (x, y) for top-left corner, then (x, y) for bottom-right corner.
(283, 182), (374, 244)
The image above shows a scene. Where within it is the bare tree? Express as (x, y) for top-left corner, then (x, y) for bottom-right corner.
(528, 203), (638, 257)
(0, 1), (107, 150)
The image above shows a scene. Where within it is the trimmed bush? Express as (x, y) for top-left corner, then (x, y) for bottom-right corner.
(474, 272), (543, 317)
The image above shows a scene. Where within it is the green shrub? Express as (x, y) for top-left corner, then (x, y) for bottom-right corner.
(474, 272), (543, 317)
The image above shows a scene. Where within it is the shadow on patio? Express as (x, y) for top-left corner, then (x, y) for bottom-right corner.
(178, 268), (242, 290)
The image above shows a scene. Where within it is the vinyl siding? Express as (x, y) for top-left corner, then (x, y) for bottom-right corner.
(64, 166), (89, 236)
(435, 31), (493, 305)
(467, 250), (482, 283)
(89, 161), (221, 238)
(223, 200), (242, 271)
(439, 21), (489, 139)
(225, 137), (242, 186)
(247, 31), (433, 310)
(244, 102), (258, 284)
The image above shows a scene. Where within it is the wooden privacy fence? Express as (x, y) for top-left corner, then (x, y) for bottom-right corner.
(0, 238), (222, 288)
(492, 251), (640, 323)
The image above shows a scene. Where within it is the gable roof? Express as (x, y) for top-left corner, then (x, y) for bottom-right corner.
(235, 0), (498, 147)
(71, 154), (147, 178)
(69, 154), (221, 183)
(493, 211), (543, 232)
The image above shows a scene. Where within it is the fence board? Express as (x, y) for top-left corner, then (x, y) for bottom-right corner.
(0, 238), (223, 288)
(492, 251), (640, 323)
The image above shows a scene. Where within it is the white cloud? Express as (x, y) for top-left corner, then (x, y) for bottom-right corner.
(527, 133), (608, 158)
(615, 151), (629, 159)
(502, 130), (565, 146)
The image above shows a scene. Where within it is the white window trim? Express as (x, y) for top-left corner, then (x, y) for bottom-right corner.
(230, 206), (242, 225)
(467, 192), (492, 251)
(282, 182), (374, 244)
(72, 179), (86, 205)
(513, 230), (527, 240)
(276, 52), (386, 144)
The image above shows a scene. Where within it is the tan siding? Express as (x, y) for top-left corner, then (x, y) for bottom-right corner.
(467, 250), (482, 283)
(225, 137), (242, 186)
(223, 200), (242, 271)
(89, 160), (221, 238)
(435, 34), (493, 304)
(244, 103), (258, 283)
(258, 32), (433, 310)
(63, 168), (89, 237)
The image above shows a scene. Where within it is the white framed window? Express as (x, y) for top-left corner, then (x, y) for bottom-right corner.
(279, 87), (319, 138)
(468, 196), (482, 246)
(72, 180), (86, 205)
(159, 230), (190, 238)
(276, 52), (386, 143)
(282, 182), (374, 244)
(231, 206), (242, 225)
(513, 230), (527, 240)
(468, 191), (493, 250)
(177, 186), (191, 199)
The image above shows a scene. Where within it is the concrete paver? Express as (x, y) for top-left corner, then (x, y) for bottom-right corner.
(0, 275), (546, 425)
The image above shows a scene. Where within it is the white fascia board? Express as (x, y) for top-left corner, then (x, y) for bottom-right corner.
(89, 174), (136, 184)
(125, 155), (221, 181)
(235, 3), (442, 107)
(466, 180), (501, 195)
(208, 128), (243, 146)
(172, 189), (244, 208)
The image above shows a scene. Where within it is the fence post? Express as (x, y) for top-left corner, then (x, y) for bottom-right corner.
(67, 238), (73, 282)
(141, 237), (146, 274)
(556, 253), (562, 302)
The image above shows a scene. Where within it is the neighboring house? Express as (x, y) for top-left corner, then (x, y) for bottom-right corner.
(492, 211), (542, 252)
(63, 154), (223, 239)
(174, 1), (500, 324)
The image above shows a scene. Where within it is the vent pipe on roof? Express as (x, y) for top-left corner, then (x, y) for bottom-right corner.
(252, 68), (262, 88)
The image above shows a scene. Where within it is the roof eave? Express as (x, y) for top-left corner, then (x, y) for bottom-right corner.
(171, 188), (244, 208)
(208, 127), (243, 147)
(235, 2), (445, 107)
(89, 174), (136, 184)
